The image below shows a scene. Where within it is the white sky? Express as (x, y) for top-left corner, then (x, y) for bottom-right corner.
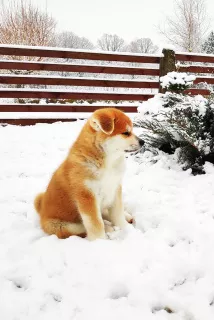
(31, 0), (214, 49)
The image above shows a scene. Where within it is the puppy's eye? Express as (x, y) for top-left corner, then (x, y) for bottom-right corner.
(122, 131), (130, 136)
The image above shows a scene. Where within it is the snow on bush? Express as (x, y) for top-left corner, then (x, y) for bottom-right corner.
(160, 72), (196, 93)
(135, 91), (214, 175)
(138, 92), (208, 119)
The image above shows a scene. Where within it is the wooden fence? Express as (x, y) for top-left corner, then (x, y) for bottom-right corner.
(0, 45), (213, 125)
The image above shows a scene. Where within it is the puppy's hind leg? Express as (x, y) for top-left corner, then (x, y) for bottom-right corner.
(40, 218), (86, 239)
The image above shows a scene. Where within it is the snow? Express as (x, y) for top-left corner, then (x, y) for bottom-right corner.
(162, 44), (176, 51)
(137, 93), (164, 116)
(0, 112), (137, 119)
(176, 51), (214, 58)
(193, 95), (209, 116)
(0, 101), (139, 106)
(160, 72), (196, 89)
(138, 93), (209, 118)
(0, 88), (155, 95)
(196, 75), (214, 79)
(1, 121), (214, 320)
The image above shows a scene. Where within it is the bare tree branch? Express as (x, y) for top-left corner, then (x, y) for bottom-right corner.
(55, 31), (94, 50)
(159, 0), (210, 52)
(0, 0), (57, 62)
(126, 38), (158, 54)
(97, 34), (126, 52)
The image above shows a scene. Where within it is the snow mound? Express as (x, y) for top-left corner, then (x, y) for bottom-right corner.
(160, 72), (196, 90)
(137, 92), (208, 118)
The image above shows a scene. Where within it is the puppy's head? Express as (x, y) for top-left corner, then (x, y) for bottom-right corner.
(89, 108), (144, 153)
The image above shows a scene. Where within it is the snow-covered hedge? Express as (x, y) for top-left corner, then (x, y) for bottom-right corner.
(135, 91), (214, 175)
(160, 72), (196, 93)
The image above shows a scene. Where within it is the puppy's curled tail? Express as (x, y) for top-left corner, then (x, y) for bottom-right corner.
(34, 193), (44, 214)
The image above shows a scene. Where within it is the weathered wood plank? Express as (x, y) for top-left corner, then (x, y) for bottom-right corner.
(185, 88), (211, 95)
(0, 104), (138, 113)
(0, 118), (77, 126)
(0, 45), (161, 63)
(0, 89), (154, 101)
(178, 65), (214, 74)
(176, 53), (214, 63)
(0, 75), (160, 88)
(0, 60), (160, 76)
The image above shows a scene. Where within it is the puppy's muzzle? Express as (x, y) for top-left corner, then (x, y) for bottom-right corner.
(125, 136), (145, 152)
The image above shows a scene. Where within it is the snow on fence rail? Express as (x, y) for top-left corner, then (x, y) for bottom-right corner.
(0, 45), (213, 126)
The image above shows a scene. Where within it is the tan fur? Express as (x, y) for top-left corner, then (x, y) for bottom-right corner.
(34, 193), (44, 213)
(34, 108), (143, 240)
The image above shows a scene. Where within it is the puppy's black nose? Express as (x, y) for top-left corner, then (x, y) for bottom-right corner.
(139, 138), (145, 147)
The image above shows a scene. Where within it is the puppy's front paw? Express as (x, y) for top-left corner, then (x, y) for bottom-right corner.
(87, 230), (106, 241)
(124, 211), (135, 224)
(104, 220), (114, 233)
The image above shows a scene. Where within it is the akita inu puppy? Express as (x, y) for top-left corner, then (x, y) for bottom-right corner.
(34, 108), (144, 240)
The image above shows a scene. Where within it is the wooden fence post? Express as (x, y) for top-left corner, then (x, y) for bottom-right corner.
(159, 48), (176, 93)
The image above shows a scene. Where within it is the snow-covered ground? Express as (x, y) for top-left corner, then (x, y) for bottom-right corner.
(1, 120), (214, 320)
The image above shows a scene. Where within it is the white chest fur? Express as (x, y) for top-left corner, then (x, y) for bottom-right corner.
(86, 153), (125, 210)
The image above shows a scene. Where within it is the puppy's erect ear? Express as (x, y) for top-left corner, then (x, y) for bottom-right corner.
(89, 112), (115, 135)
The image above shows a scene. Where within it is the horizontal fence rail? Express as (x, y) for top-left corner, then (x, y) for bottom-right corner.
(0, 104), (138, 113)
(176, 53), (214, 64)
(0, 44), (214, 125)
(0, 89), (154, 101)
(0, 75), (160, 88)
(0, 45), (161, 63)
(0, 60), (160, 76)
(195, 77), (214, 85)
(0, 118), (78, 125)
(185, 88), (211, 95)
(178, 65), (214, 75)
